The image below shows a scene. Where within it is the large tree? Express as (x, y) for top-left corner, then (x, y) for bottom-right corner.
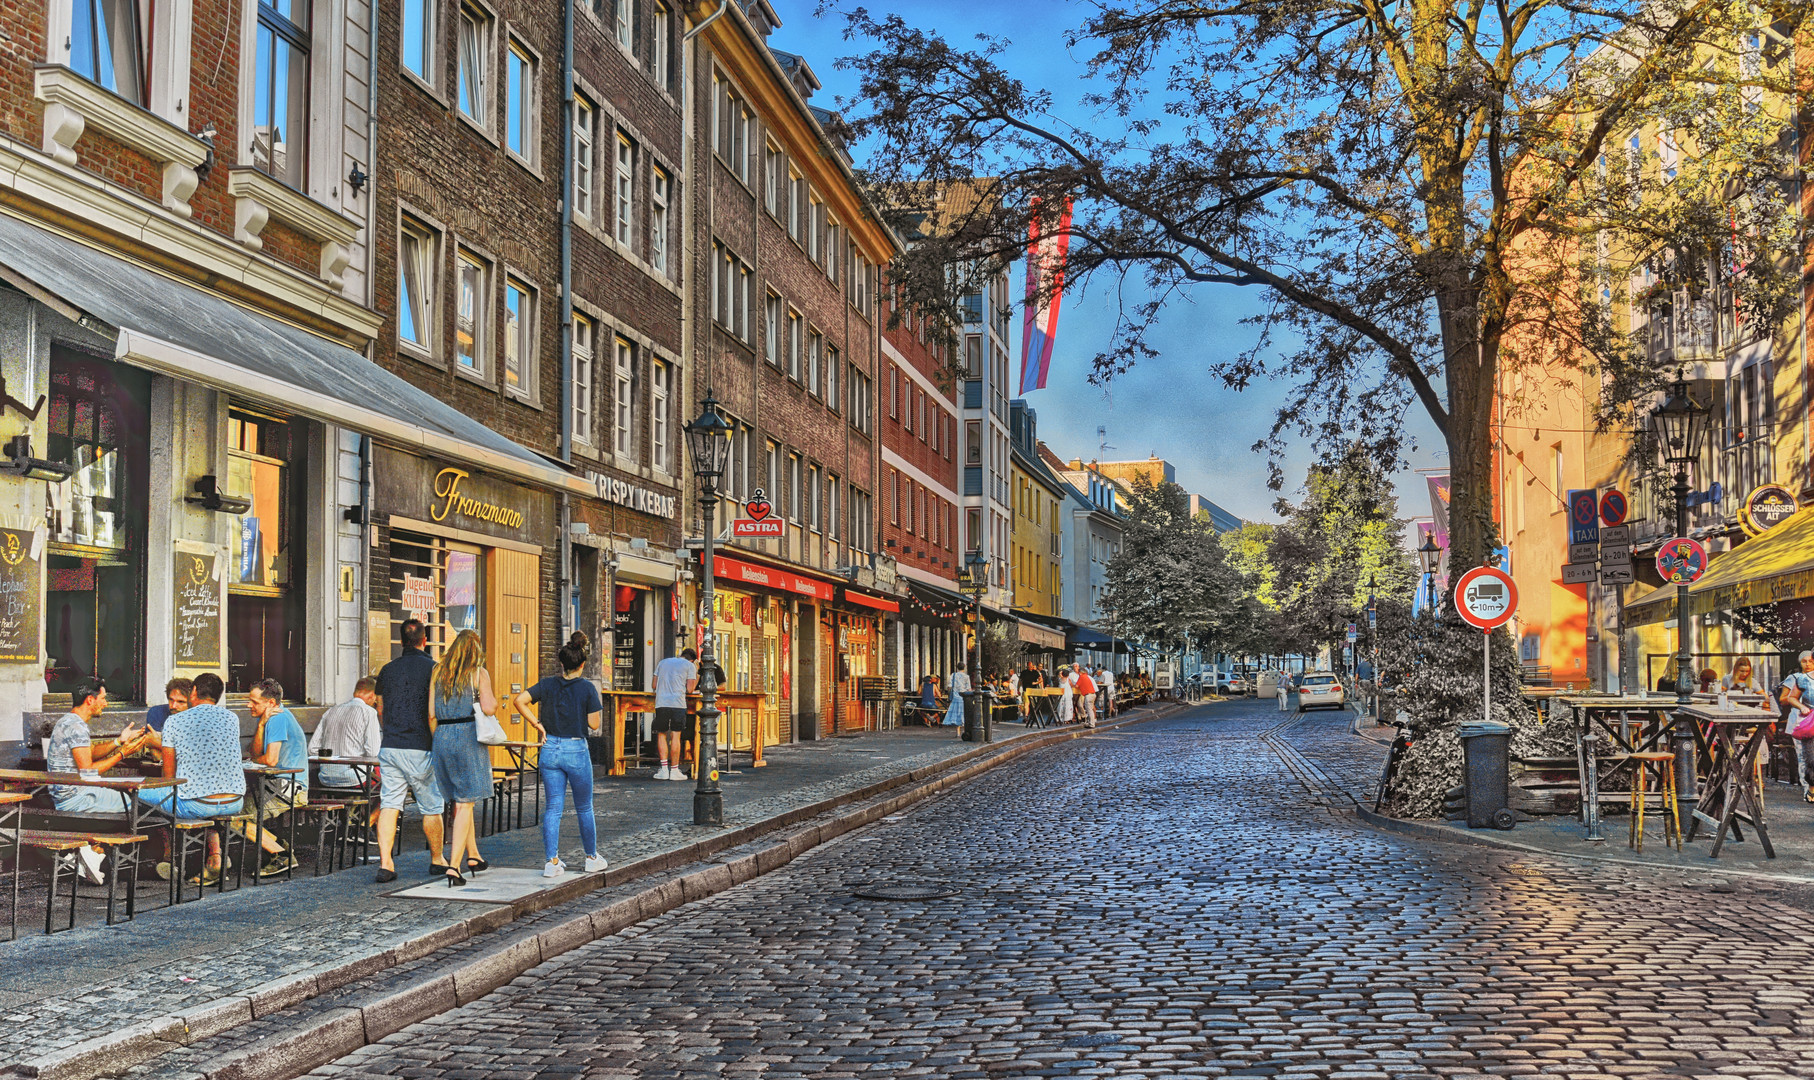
(1101, 474), (1243, 656)
(827, 0), (1805, 572)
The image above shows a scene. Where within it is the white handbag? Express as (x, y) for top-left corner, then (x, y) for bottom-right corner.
(474, 706), (508, 745)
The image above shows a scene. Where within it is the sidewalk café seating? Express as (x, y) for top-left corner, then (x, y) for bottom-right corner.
(0, 792), (22, 941)
(288, 800), (352, 875)
(170, 794), (255, 906)
(897, 694), (946, 727)
(24, 830), (146, 934)
(1626, 751), (1681, 853)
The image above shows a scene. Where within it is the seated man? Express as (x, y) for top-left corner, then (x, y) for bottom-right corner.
(145, 678), (193, 733)
(143, 673), (248, 885)
(310, 677), (381, 791)
(243, 679), (309, 877)
(45, 677), (151, 882)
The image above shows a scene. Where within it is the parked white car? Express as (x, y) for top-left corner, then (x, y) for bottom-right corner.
(1221, 674), (1248, 695)
(1297, 672), (1347, 710)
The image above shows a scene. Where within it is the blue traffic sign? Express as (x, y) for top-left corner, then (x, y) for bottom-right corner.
(1567, 489), (1599, 545)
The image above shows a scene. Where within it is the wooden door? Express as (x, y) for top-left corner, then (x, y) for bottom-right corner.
(486, 548), (540, 766)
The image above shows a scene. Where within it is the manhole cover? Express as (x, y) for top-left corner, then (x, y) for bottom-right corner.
(1063, 1033), (1124, 1048)
(852, 883), (959, 901)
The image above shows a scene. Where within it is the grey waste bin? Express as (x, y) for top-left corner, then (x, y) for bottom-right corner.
(1457, 720), (1515, 830)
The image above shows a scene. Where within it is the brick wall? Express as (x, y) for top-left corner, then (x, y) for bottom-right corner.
(881, 296), (962, 584)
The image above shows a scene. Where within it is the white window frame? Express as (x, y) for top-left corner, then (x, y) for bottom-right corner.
(456, 248), (492, 377)
(650, 358), (671, 473)
(764, 143), (783, 217)
(650, 165), (670, 272)
(764, 292), (782, 367)
(652, 2), (671, 89)
(828, 475), (840, 542)
(788, 454), (802, 522)
(505, 36), (537, 165)
(807, 465), (821, 534)
(614, 336), (635, 461)
(400, 0), (437, 85)
(806, 329), (822, 397)
(503, 274), (536, 400)
(398, 214), (441, 357)
(786, 310), (802, 381)
(573, 97), (594, 219)
(825, 345), (839, 414)
(615, 132), (635, 246)
(572, 313), (595, 447)
(60, 0), (148, 105)
(458, 4), (493, 129)
(614, 0), (633, 51)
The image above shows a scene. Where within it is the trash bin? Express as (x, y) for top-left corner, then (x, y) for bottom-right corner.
(1457, 720), (1515, 830)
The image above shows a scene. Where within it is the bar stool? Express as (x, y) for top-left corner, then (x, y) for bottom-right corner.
(1628, 751), (1680, 852)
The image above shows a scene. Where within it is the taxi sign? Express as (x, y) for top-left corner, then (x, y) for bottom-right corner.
(1455, 566), (1518, 631)
(1599, 488), (1628, 527)
(1568, 490), (1600, 544)
(1655, 537), (1707, 585)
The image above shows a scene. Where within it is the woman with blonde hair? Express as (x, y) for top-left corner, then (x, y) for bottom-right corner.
(431, 629), (499, 886)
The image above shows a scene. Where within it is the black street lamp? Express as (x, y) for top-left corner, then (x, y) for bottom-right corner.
(1417, 533), (1441, 612)
(1649, 375), (1709, 807)
(959, 547), (989, 743)
(1365, 575), (1379, 720)
(684, 390), (733, 826)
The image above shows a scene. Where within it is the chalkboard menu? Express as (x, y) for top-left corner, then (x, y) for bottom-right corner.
(0, 528), (40, 663)
(173, 550), (221, 667)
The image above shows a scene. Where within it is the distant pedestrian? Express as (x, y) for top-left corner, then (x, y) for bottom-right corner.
(430, 629), (499, 886)
(1779, 650), (1814, 803)
(373, 619), (446, 884)
(1073, 666), (1098, 727)
(1278, 678), (1291, 712)
(1058, 665), (1076, 725)
(515, 633), (610, 878)
(651, 648), (699, 780)
(1097, 667), (1114, 717)
(943, 668), (970, 727)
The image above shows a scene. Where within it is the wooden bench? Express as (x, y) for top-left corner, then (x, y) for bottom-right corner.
(169, 795), (256, 904)
(21, 830), (147, 933)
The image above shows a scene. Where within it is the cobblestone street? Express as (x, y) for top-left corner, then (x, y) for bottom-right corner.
(286, 700), (1814, 1079)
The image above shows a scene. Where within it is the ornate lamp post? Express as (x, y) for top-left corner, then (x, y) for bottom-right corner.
(959, 547), (988, 743)
(1417, 533), (1442, 613)
(684, 390), (733, 826)
(1649, 376), (1709, 806)
(1365, 575), (1379, 720)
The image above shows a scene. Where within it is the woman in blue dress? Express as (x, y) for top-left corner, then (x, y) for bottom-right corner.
(432, 629), (500, 886)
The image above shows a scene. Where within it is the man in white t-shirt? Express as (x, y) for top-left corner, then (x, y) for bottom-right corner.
(651, 648), (699, 781)
(1097, 667), (1115, 717)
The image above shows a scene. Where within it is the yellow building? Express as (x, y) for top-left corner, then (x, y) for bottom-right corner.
(1008, 402), (1065, 619)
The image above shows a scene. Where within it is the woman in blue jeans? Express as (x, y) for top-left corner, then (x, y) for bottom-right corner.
(515, 633), (609, 877)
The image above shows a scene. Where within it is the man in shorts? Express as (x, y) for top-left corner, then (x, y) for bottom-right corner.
(373, 619), (446, 882)
(651, 647), (698, 780)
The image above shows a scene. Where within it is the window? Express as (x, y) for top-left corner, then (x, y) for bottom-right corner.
(848, 367), (870, 432)
(650, 359), (670, 472)
(765, 441), (778, 506)
(251, 0), (311, 188)
(456, 249), (490, 375)
(888, 365), (898, 418)
(505, 39), (535, 162)
(786, 311), (802, 380)
(398, 216), (440, 352)
(711, 241), (751, 339)
(614, 0), (632, 50)
(827, 476), (840, 541)
(616, 133), (635, 246)
(69, 0), (145, 104)
(764, 292), (782, 366)
(652, 3), (671, 88)
(1659, 128), (1678, 183)
(827, 221), (842, 282)
(890, 470), (899, 524)
(503, 277), (534, 398)
(807, 194), (822, 261)
(458, 6), (491, 126)
(788, 455), (801, 521)
(572, 315), (594, 447)
(807, 466), (820, 532)
(787, 169), (802, 240)
(401, 0), (434, 80)
(764, 144), (783, 216)
(712, 73), (750, 181)
(855, 256), (868, 315)
(806, 329), (822, 397)
(965, 335), (982, 376)
(650, 167), (670, 272)
(825, 346), (839, 413)
(852, 489), (872, 553)
(905, 480), (915, 534)
(573, 98), (594, 218)
(614, 337), (635, 459)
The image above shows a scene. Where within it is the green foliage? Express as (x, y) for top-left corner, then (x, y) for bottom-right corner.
(977, 621), (1026, 680)
(1101, 474), (1242, 654)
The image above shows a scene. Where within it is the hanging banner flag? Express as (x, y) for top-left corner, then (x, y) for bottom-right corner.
(1425, 473), (1451, 592)
(1018, 196), (1073, 393)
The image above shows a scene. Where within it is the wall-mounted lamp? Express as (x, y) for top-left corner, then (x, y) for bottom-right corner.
(186, 475), (251, 515)
(342, 505), (367, 525)
(0, 435), (73, 482)
(347, 163), (368, 196)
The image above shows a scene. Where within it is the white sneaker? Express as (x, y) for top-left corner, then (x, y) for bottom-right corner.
(542, 858), (566, 878)
(75, 844), (106, 885)
(671, 767), (691, 781)
(654, 765), (672, 780)
(583, 854), (609, 872)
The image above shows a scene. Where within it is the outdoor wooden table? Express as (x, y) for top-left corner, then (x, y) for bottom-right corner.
(599, 690), (767, 776)
(490, 741), (541, 832)
(242, 764), (305, 884)
(1681, 704), (1780, 858)
(1023, 687), (1065, 729)
(1562, 695), (1695, 825)
(0, 769), (186, 916)
(311, 755), (380, 789)
(0, 790), (27, 939)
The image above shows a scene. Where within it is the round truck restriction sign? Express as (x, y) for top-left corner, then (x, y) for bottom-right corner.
(1455, 566), (1518, 631)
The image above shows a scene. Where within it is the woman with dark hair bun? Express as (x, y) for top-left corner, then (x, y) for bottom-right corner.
(515, 632), (608, 877)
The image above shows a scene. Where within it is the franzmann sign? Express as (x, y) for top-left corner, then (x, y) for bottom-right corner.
(431, 468), (525, 529)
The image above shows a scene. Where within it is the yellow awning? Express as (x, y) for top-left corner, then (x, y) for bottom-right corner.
(1623, 505), (1814, 625)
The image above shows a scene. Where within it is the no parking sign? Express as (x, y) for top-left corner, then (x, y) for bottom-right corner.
(1567, 490), (1599, 545)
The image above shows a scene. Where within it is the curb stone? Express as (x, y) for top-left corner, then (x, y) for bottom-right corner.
(12, 700), (1189, 1080)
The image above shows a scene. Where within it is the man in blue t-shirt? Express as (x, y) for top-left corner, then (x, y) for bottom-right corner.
(143, 673), (248, 884)
(1780, 650), (1814, 803)
(144, 678), (193, 733)
(243, 678), (309, 877)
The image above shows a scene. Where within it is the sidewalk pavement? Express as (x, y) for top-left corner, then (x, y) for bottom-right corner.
(0, 703), (1183, 1076)
(1284, 706), (1814, 884)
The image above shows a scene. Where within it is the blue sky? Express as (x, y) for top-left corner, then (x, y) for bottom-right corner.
(781, 1), (1446, 525)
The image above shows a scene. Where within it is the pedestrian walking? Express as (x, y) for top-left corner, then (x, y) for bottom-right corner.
(1779, 650), (1814, 803)
(515, 633), (610, 878)
(1074, 665), (1098, 727)
(1058, 665), (1076, 725)
(430, 629), (499, 886)
(651, 648), (699, 779)
(1278, 677), (1291, 712)
(372, 619), (446, 884)
(1097, 667), (1114, 717)
(943, 667), (970, 727)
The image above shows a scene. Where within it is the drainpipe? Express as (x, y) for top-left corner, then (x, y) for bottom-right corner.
(559, 0), (575, 463)
(357, 433), (373, 669)
(366, 0), (379, 290)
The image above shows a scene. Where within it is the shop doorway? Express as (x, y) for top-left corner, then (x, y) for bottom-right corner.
(44, 352), (149, 702)
(225, 408), (306, 696)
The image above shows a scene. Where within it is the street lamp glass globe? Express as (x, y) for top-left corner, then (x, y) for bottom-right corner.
(1417, 534), (1440, 575)
(1649, 378), (1708, 467)
(685, 390), (733, 484)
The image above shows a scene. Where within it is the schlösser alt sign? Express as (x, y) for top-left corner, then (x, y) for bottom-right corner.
(599, 475), (677, 519)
